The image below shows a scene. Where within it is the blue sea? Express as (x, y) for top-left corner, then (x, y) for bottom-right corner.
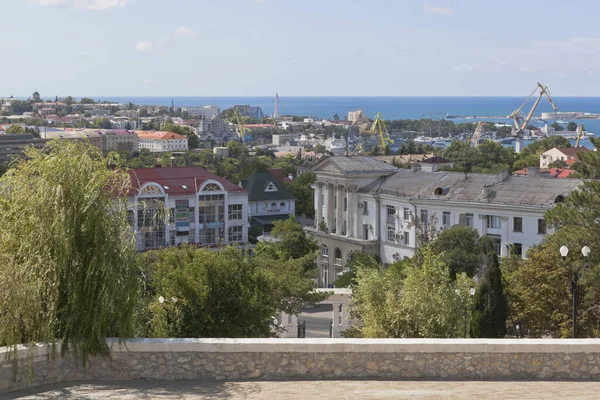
(92, 96), (600, 149)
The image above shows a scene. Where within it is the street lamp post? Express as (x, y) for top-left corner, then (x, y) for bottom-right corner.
(560, 245), (591, 338)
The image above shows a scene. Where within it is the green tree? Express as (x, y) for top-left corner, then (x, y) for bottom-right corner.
(551, 122), (564, 131)
(256, 216), (318, 269)
(9, 100), (33, 115)
(351, 247), (474, 338)
(92, 117), (112, 129)
(0, 141), (140, 358)
(314, 144), (328, 154)
(332, 113), (340, 121)
(79, 97), (96, 104)
(140, 245), (323, 338)
(469, 251), (508, 338)
(5, 125), (25, 134)
(430, 226), (495, 279)
(334, 252), (380, 288)
(285, 171), (315, 218)
(567, 122), (578, 132)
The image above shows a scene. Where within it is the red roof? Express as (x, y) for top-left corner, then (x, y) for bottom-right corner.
(136, 131), (187, 140)
(513, 167), (576, 179)
(128, 167), (246, 197)
(565, 158), (577, 166)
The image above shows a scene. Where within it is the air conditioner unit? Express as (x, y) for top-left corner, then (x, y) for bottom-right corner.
(392, 252), (401, 262)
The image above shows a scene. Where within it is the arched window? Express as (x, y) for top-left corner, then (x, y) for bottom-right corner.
(334, 248), (342, 264)
(280, 201), (286, 207)
(434, 187), (444, 196)
(321, 244), (328, 257)
(271, 202), (276, 208)
(202, 183), (221, 192)
(555, 195), (565, 203)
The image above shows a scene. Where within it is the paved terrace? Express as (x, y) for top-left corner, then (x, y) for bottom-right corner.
(8, 380), (600, 399)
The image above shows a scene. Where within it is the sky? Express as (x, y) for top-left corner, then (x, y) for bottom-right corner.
(2, 0), (600, 97)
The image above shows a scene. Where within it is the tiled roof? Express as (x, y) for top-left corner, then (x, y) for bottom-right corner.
(311, 156), (398, 174)
(554, 147), (590, 158)
(128, 167), (246, 197)
(136, 131), (187, 140)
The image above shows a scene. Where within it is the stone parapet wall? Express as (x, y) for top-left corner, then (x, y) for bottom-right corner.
(3, 339), (600, 394)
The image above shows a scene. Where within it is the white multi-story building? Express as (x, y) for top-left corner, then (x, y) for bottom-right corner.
(306, 156), (583, 288)
(137, 131), (188, 152)
(182, 106), (221, 119)
(128, 166), (249, 251)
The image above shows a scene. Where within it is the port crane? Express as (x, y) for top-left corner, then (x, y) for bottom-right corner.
(576, 124), (585, 147)
(233, 109), (246, 141)
(508, 82), (558, 152)
(350, 112), (393, 154)
(469, 122), (485, 148)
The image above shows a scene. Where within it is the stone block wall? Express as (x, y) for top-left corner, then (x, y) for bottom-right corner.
(3, 338), (600, 395)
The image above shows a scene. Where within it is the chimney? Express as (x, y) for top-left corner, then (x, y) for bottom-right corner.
(527, 166), (540, 177)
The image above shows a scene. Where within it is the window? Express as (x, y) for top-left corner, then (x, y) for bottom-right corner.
(267, 183), (274, 191)
(228, 204), (243, 220)
(343, 197), (347, 211)
(321, 264), (329, 288)
(363, 201), (369, 214)
(280, 202), (285, 208)
(466, 213), (474, 227)
(486, 215), (501, 229)
(387, 226), (395, 242)
(403, 208), (410, 221)
(442, 211), (451, 226)
(188, 207), (195, 223)
(202, 183), (221, 192)
(403, 232), (409, 246)
(420, 209), (429, 224)
(334, 248), (342, 264)
(169, 207), (175, 224)
(334, 195), (337, 209)
(363, 224), (369, 240)
(387, 205), (396, 224)
(386, 205), (396, 216)
(514, 217), (523, 233)
(321, 244), (329, 257)
(538, 218), (547, 234)
(513, 243), (523, 257)
(492, 237), (502, 255)
(228, 225), (243, 242)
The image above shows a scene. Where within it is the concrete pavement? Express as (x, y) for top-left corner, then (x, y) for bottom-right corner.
(6, 380), (600, 400)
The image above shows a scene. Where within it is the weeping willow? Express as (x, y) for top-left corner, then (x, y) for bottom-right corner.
(0, 140), (141, 360)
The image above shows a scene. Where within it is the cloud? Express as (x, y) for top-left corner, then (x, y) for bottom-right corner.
(588, 70), (595, 76)
(175, 26), (198, 38)
(158, 34), (169, 45)
(453, 64), (473, 72)
(422, 3), (452, 14)
(135, 41), (153, 52)
(28, 0), (127, 10)
(498, 61), (510, 67)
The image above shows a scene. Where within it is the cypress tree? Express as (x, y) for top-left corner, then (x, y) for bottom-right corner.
(469, 252), (508, 338)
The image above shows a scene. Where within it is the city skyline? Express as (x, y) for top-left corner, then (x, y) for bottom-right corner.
(2, 0), (599, 96)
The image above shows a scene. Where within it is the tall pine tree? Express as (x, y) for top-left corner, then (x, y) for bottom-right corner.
(470, 251), (508, 338)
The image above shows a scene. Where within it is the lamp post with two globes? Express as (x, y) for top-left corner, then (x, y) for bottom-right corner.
(559, 245), (591, 338)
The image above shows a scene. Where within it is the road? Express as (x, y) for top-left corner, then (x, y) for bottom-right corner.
(7, 380), (600, 399)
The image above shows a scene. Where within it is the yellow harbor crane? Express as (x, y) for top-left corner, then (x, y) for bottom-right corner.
(469, 121), (485, 148)
(350, 112), (393, 154)
(576, 124), (586, 147)
(508, 82), (558, 152)
(233, 109), (246, 141)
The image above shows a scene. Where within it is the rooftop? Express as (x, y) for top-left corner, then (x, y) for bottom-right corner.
(551, 147), (591, 157)
(311, 156), (399, 174)
(363, 169), (582, 207)
(241, 170), (295, 202)
(136, 131), (187, 140)
(128, 167), (246, 197)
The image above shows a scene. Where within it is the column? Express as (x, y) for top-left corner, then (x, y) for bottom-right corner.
(326, 184), (334, 232)
(336, 185), (343, 235)
(315, 183), (323, 228)
(332, 303), (341, 338)
(347, 186), (355, 238)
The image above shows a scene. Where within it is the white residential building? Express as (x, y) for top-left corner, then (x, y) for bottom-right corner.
(137, 131), (188, 152)
(128, 166), (249, 251)
(540, 147), (590, 169)
(306, 156), (582, 288)
(182, 106), (221, 119)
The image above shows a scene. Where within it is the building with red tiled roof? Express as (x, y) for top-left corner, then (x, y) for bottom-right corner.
(128, 166), (248, 251)
(540, 146), (590, 169)
(136, 130), (188, 152)
(513, 166), (577, 179)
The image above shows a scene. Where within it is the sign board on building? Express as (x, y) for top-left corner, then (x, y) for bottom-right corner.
(175, 199), (189, 232)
